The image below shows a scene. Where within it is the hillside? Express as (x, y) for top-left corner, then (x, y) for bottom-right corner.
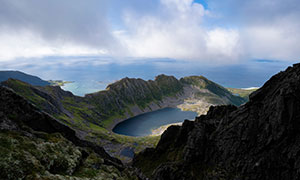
(227, 87), (258, 101)
(133, 63), (300, 179)
(0, 71), (50, 86)
(1, 74), (248, 162)
(0, 86), (137, 179)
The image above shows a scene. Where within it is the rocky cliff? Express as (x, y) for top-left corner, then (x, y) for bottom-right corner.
(133, 63), (300, 180)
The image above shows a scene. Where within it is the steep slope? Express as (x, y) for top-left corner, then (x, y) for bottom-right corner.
(86, 74), (184, 128)
(1, 79), (161, 162)
(133, 63), (300, 180)
(0, 70), (50, 86)
(0, 85), (138, 179)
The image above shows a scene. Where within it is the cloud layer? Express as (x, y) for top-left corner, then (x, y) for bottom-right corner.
(0, 0), (299, 63)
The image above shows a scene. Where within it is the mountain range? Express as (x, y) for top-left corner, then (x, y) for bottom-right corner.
(1, 64), (297, 179)
(0, 72), (248, 162)
(134, 63), (300, 179)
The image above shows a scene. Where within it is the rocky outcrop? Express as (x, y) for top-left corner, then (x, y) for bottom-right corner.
(85, 74), (184, 118)
(133, 63), (300, 180)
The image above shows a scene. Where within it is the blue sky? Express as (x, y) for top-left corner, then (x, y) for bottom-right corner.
(0, 0), (299, 65)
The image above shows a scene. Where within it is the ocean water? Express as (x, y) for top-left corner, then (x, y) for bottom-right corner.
(112, 108), (197, 137)
(1, 56), (296, 96)
(1, 57), (296, 136)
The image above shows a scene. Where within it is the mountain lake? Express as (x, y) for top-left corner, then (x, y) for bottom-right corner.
(112, 107), (197, 137)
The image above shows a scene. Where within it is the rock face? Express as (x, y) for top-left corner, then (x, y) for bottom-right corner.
(133, 63), (300, 180)
(86, 74), (184, 123)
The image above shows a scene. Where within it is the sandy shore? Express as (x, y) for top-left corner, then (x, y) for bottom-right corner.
(150, 122), (183, 136)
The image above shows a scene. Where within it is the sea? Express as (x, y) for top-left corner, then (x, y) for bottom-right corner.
(2, 56), (296, 96)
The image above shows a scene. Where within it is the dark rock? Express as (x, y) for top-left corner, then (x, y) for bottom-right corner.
(133, 63), (300, 180)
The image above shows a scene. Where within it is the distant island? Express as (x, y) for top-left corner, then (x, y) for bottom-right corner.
(48, 80), (74, 86)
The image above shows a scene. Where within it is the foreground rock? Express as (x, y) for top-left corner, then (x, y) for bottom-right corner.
(133, 63), (300, 180)
(0, 86), (137, 179)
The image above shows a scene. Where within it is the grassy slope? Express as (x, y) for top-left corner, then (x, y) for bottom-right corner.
(180, 76), (247, 106)
(1, 79), (160, 160)
(1, 76), (249, 162)
(227, 88), (258, 101)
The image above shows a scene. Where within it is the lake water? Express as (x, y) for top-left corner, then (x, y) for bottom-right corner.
(112, 108), (197, 137)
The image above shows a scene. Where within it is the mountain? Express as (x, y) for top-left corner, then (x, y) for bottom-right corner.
(1, 74), (248, 162)
(133, 63), (300, 179)
(180, 76), (246, 106)
(0, 70), (50, 86)
(1, 74), (247, 130)
(0, 85), (137, 179)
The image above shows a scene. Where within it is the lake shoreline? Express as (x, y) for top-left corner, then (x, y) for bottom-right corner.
(112, 107), (197, 137)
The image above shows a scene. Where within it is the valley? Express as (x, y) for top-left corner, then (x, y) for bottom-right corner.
(1, 64), (299, 179)
(0, 72), (250, 162)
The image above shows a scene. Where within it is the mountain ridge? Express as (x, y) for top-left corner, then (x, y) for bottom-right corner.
(1, 73), (248, 161)
(0, 85), (142, 179)
(2, 73), (247, 131)
(133, 63), (300, 179)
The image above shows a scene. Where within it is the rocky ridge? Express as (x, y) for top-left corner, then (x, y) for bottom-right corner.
(133, 63), (300, 179)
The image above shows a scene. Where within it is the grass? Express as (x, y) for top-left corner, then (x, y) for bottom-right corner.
(2, 78), (167, 160)
(0, 131), (138, 180)
(227, 88), (258, 100)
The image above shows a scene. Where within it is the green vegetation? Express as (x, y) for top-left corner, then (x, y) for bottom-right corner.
(1, 75), (249, 163)
(48, 80), (73, 86)
(1, 79), (160, 162)
(1, 79), (48, 109)
(181, 76), (247, 106)
(227, 88), (258, 100)
(0, 131), (137, 180)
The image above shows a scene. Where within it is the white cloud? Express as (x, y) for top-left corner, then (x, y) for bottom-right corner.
(0, 0), (299, 64)
(115, 0), (242, 64)
(208, 0), (300, 62)
(0, 29), (108, 61)
(205, 29), (242, 62)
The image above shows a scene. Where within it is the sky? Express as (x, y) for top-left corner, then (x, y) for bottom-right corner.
(0, 0), (299, 65)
